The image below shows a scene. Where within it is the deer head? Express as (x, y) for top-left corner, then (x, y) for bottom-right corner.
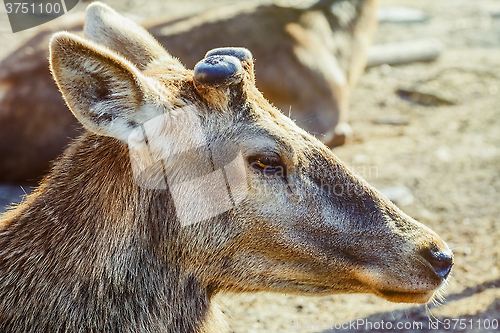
(48, 2), (452, 308)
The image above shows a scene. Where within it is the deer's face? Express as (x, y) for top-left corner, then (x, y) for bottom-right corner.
(50, 2), (452, 304)
(187, 63), (452, 304)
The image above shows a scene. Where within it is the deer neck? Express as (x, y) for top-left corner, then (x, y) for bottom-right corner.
(0, 133), (218, 333)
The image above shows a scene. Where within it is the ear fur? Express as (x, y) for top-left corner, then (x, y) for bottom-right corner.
(49, 32), (161, 141)
(84, 1), (183, 70)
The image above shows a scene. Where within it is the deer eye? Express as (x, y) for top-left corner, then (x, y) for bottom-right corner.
(249, 155), (285, 176)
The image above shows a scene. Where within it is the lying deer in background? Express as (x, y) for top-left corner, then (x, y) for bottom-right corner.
(0, 3), (452, 332)
(146, 0), (379, 147)
(0, 0), (378, 182)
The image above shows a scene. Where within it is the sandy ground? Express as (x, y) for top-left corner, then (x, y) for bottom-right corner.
(1, 0), (500, 332)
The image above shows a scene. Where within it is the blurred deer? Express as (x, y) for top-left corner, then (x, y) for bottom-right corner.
(146, 0), (379, 147)
(0, 3), (452, 332)
(0, 0), (378, 182)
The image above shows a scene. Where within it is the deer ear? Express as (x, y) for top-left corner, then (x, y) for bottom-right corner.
(49, 32), (161, 141)
(84, 1), (182, 70)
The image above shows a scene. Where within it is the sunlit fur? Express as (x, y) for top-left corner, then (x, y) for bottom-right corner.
(0, 2), (452, 332)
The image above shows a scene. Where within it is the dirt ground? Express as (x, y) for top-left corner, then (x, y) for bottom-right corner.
(1, 0), (500, 332)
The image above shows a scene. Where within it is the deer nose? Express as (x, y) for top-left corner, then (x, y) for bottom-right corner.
(420, 247), (453, 280)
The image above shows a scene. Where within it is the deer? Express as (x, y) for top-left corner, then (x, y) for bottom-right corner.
(0, 2), (452, 332)
(0, 0), (378, 183)
(145, 0), (379, 147)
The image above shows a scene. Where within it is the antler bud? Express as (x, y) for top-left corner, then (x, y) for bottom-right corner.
(193, 47), (255, 108)
(194, 55), (243, 86)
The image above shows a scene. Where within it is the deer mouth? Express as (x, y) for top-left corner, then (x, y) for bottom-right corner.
(351, 267), (445, 304)
(376, 289), (436, 304)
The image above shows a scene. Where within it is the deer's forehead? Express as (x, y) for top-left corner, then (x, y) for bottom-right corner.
(253, 106), (315, 147)
(143, 64), (318, 161)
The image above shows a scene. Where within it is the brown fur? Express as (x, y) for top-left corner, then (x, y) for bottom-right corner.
(0, 3), (451, 332)
(0, 0), (377, 182)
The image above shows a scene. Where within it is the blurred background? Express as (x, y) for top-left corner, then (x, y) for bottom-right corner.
(1, 0), (500, 332)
